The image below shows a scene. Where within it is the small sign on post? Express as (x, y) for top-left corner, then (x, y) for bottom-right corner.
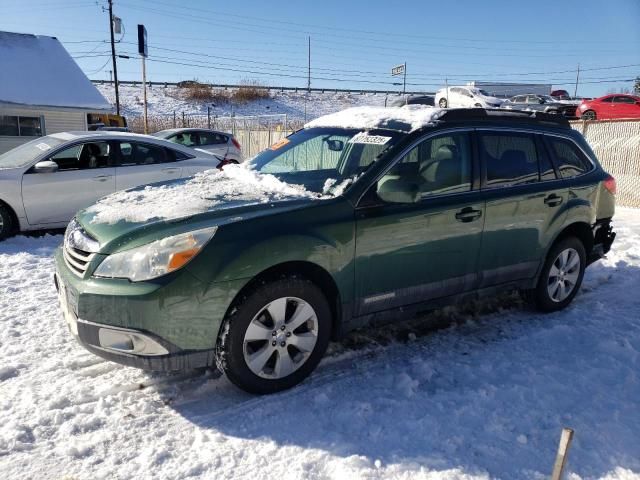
(391, 64), (405, 76)
(391, 63), (407, 95)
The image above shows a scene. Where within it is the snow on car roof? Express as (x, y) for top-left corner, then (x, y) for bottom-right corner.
(0, 31), (111, 110)
(304, 106), (445, 133)
(86, 164), (324, 225)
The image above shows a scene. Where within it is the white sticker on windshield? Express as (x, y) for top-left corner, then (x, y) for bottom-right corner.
(348, 132), (392, 145)
(35, 143), (51, 151)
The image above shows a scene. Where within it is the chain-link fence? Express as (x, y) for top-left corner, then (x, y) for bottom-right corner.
(571, 119), (640, 207)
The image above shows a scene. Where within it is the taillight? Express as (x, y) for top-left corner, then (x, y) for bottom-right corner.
(231, 137), (242, 150)
(603, 175), (616, 195)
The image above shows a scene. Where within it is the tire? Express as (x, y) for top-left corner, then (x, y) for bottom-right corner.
(582, 110), (596, 121)
(216, 276), (332, 394)
(438, 98), (448, 108)
(529, 237), (586, 312)
(0, 203), (16, 241)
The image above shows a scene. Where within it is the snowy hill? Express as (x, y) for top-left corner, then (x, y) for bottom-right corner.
(94, 82), (392, 123)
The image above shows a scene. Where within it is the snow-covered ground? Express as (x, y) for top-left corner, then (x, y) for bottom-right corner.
(1, 209), (640, 479)
(95, 83), (390, 122)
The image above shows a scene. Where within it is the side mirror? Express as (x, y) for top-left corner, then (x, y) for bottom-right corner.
(33, 160), (59, 173)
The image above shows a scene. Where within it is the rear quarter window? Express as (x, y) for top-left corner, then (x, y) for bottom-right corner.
(546, 136), (592, 179)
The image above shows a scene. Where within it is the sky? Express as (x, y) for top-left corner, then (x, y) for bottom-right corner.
(1, 0), (639, 97)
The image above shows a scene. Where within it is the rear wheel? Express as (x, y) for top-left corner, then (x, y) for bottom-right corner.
(529, 237), (586, 312)
(582, 110), (596, 121)
(0, 204), (16, 241)
(216, 276), (332, 394)
(439, 98), (448, 108)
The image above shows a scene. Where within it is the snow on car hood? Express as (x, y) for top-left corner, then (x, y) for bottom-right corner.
(305, 105), (445, 132)
(84, 165), (324, 225)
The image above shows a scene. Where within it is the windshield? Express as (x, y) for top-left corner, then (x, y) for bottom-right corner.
(476, 89), (492, 97)
(0, 136), (67, 169)
(248, 127), (403, 195)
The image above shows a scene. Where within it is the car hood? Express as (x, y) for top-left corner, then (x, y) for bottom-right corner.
(74, 167), (326, 253)
(76, 195), (319, 254)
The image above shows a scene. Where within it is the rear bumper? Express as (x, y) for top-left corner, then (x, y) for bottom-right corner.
(589, 219), (616, 265)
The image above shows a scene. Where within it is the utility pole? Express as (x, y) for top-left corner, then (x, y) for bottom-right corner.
(108, 0), (120, 115)
(574, 64), (580, 98)
(307, 36), (311, 92)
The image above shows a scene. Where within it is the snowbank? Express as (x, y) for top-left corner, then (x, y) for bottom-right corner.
(1, 210), (640, 479)
(86, 164), (323, 224)
(304, 105), (444, 132)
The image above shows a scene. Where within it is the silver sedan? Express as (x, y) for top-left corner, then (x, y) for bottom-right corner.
(152, 128), (243, 163)
(0, 131), (224, 238)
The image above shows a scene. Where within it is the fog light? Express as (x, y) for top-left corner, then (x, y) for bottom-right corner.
(98, 327), (169, 356)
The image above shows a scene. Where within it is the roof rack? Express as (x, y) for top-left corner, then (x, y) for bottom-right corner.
(436, 108), (570, 128)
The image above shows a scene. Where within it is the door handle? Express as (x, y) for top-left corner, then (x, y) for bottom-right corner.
(92, 175), (112, 182)
(162, 167), (180, 173)
(455, 208), (482, 222)
(544, 194), (563, 207)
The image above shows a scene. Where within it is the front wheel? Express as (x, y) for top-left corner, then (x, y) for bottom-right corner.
(438, 98), (448, 108)
(216, 276), (332, 394)
(529, 237), (586, 312)
(0, 204), (16, 241)
(581, 110), (596, 121)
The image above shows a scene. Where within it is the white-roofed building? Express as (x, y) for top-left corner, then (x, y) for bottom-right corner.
(0, 31), (113, 154)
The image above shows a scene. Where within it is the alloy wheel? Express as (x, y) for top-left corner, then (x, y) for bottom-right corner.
(547, 248), (581, 302)
(242, 296), (319, 379)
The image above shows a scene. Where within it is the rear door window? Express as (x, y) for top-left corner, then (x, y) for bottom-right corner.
(479, 132), (540, 188)
(198, 131), (228, 146)
(117, 142), (170, 166)
(545, 136), (592, 178)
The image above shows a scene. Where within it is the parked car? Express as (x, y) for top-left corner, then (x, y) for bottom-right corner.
(54, 107), (616, 394)
(501, 94), (577, 117)
(152, 128), (243, 162)
(0, 131), (225, 239)
(550, 89), (571, 100)
(577, 94), (640, 120)
(388, 95), (435, 107)
(435, 86), (503, 108)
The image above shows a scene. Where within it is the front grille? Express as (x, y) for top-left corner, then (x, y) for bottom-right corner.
(63, 218), (99, 277)
(63, 243), (96, 276)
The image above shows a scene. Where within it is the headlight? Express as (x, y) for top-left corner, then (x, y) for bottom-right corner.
(93, 226), (217, 281)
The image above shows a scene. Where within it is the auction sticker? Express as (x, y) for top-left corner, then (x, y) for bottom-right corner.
(270, 138), (290, 150)
(348, 132), (392, 145)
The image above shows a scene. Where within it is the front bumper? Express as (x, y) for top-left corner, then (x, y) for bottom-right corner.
(54, 247), (246, 371)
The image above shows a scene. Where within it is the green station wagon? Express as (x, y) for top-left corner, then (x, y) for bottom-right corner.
(54, 107), (616, 394)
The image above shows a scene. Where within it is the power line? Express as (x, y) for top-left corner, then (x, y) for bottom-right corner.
(136, 0), (626, 47)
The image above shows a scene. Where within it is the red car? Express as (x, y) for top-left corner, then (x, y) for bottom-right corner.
(577, 94), (640, 120)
